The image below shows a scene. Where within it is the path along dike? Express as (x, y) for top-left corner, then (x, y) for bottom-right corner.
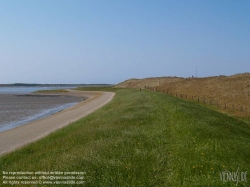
(0, 90), (115, 156)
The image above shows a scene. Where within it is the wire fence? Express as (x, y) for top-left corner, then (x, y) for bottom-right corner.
(145, 86), (250, 116)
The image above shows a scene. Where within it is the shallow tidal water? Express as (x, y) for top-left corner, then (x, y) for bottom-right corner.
(0, 94), (82, 132)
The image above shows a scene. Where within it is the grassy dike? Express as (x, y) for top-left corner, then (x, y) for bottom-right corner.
(1, 87), (250, 186)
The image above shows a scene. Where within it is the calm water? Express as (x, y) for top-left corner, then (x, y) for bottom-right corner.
(0, 87), (81, 132)
(0, 86), (76, 94)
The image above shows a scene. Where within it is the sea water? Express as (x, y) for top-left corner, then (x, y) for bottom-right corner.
(0, 86), (76, 94)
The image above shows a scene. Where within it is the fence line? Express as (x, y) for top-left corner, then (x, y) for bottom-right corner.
(144, 87), (249, 116)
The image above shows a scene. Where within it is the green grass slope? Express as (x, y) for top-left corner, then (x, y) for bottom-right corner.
(1, 88), (249, 186)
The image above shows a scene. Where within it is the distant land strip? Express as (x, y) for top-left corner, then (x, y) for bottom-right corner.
(0, 83), (113, 87)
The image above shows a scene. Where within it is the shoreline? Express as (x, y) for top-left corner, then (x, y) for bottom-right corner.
(0, 92), (83, 132)
(0, 90), (115, 156)
(0, 102), (79, 132)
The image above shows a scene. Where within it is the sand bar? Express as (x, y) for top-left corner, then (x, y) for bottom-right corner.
(0, 90), (115, 156)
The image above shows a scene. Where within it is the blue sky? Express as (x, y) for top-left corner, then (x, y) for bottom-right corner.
(0, 0), (249, 84)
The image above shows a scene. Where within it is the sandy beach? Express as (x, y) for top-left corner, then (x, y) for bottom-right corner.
(0, 90), (115, 155)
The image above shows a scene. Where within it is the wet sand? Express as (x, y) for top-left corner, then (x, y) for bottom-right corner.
(0, 90), (115, 155)
(0, 94), (83, 131)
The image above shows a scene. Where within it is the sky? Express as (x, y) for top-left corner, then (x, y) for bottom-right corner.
(0, 0), (249, 84)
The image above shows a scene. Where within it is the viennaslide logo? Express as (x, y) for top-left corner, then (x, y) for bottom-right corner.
(220, 168), (247, 186)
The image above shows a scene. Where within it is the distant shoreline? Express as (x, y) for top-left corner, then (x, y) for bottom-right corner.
(0, 83), (113, 87)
